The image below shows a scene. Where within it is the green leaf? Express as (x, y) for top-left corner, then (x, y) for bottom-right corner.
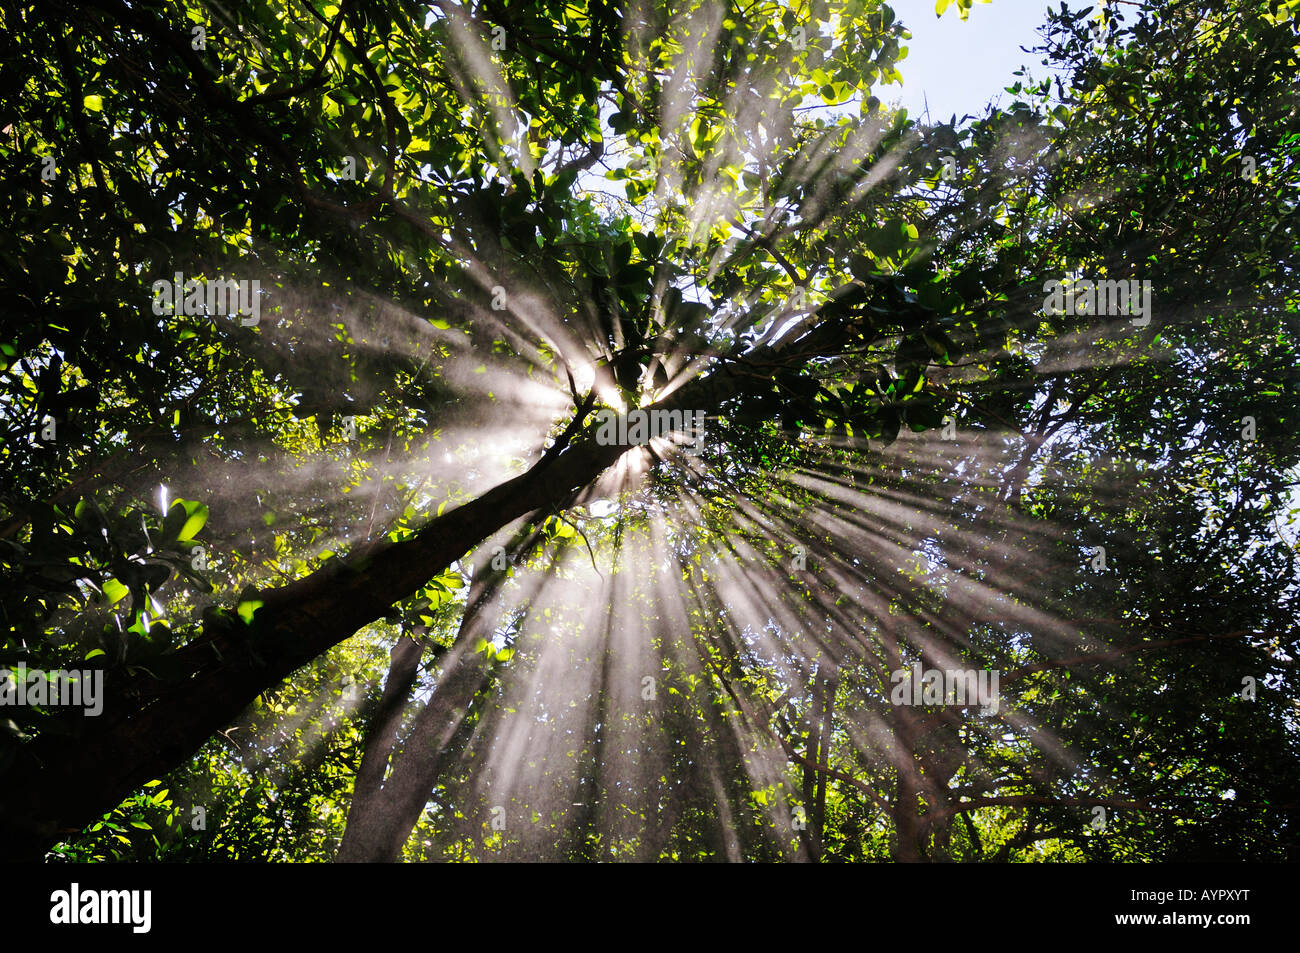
(433, 570), (465, 589)
(236, 599), (264, 624)
(103, 578), (128, 605)
(175, 502), (209, 542)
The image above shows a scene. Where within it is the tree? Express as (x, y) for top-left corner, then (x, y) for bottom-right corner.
(1, 0), (1297, 862)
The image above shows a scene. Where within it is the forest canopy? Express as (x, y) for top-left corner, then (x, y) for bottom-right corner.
(1, 0), (1298, 862)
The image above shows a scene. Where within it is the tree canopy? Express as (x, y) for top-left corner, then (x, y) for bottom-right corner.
(1, 0), (1298, 862)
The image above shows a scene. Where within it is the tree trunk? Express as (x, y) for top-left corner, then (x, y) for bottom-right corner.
(0, 359), (769, 859)
(0, 425), (626, 860)
(812, 664), (838, 860)
(336, 525), (533, 861)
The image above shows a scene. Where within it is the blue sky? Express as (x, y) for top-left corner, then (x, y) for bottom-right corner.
(884, 0), (1058, 122)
